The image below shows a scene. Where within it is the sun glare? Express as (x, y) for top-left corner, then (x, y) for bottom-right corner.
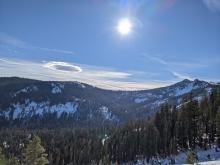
(117, 18), (132, 36)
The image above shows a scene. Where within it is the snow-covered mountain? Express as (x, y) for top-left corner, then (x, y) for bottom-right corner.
(0, 77), (219, 128)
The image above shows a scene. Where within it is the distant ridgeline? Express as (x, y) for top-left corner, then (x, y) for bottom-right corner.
(0, 77), (219, 128)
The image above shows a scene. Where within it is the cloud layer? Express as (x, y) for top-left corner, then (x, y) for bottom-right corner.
(0, 58), (170, 90)
(1, 57), (219, 90)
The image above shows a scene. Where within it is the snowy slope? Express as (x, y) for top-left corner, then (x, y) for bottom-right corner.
(123, 147), (220, 165)
(0, 77), (219, 128)
(1, 100), (78, 119)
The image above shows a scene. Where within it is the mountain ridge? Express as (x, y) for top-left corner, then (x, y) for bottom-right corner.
(0, 76), (216, 90)
(0, 77), (219, 128)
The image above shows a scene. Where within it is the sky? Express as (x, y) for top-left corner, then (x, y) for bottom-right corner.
(0, 0), (220, 90)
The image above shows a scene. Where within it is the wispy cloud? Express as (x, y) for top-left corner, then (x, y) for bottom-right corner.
(0, 32), (76, 55)
(203, 0), (220, 12)
(169, 71), (193, 80)
(147, 56), (167, 65)
(36, 47), (75, 55)
(0, 33), (28, 48)
(142, 54), (207, 68)
(141, 53), (210, 81)
(0, 58), (169, 90)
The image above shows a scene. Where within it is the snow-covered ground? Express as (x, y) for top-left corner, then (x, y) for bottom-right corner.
(123, 147), (220, 165)
(135, 98), (148, 103)
(14, 85), (38, 97)
(51, 83), (64, 94)
(198, 160), (220, 165)
(99, 106), (117, 121)
(99, 106), (112, 120)
(1, 99), (78, 118)
(167, 81), (201, 97)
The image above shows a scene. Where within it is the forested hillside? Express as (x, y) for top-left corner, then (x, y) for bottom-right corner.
(0, 89), (220, 164)
(0, 77), (218, 129)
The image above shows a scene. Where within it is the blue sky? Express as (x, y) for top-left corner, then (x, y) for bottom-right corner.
(0, 0), (219, 90)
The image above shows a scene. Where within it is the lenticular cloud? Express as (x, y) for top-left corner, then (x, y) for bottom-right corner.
(43, 61), (82, 73)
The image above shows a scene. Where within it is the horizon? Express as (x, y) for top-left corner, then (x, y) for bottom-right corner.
(0, 76), (217, 91)
(0, 0), (220, 90)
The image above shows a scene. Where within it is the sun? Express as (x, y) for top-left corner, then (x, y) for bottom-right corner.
(117, 18), (132, 36)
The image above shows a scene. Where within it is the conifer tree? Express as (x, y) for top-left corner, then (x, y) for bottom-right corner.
(8, 156), (20, 165)
(200, 97), (211, 147)
(0, 147), (7, 165)
(216, 107), (220, 143)
(186, 151), (198, 164)
(23, 135), (49, 165)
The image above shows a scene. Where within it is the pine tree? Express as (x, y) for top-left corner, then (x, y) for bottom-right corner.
(216, 107), (220, 145)
(23, 135), (49, 165)
(186, 151), (198, 164)
(183, 94), (200, 149)
(209, 90), (220, 142)
(200, 97), (211, 148)
(0, 147), (7, 165)
(8, 156), (20, 165)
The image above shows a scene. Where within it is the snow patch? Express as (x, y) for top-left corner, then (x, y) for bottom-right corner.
(171, 82), (199, 97)
(75, 82), (86, 88)
(134, 98), (148, 104)
(99, 106), (114, 120)
(195, 96), (204, 102)
(124, 147), (220, 165)
(152, 99), (167, 107)
(51, 83), (64, 94)
(14, 85), (38, 97)
(4, 100), (77, 119)
(177, 98), (182, 104)
(79, 84), (86, 89)
(206, 87), (212, 94)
